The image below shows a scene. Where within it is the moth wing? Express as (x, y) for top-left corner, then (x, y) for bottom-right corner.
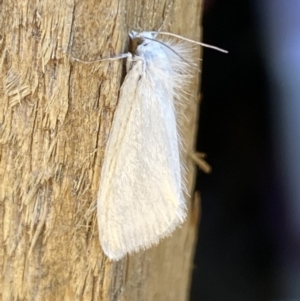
(97, 60), (186, 260)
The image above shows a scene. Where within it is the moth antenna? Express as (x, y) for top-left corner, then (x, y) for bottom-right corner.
(143, 37), (199, 70)
(151, 31), (228, 53)
(64, 52), (129, 64)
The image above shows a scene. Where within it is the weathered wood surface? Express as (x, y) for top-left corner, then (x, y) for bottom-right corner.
(0, 0), (202, 300)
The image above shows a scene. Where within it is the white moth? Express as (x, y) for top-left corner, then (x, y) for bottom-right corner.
(94, 31), (227, 260)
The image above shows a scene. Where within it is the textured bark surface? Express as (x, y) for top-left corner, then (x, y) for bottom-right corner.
(0, 0), (202, 300)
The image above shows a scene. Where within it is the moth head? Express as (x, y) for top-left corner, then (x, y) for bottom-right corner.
(129, 31), (158, 52)
(129, 31), (157, 40)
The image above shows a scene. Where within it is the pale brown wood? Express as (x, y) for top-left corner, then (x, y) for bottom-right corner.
(0, 0), (203, 300)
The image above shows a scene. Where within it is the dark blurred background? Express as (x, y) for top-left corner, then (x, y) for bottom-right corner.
(191, 1), (300, 300)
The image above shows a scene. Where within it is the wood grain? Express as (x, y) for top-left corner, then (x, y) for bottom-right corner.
(0, 0), (203, 300)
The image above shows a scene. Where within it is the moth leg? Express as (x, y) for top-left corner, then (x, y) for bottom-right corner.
(189, 152), (212, 173)
(126, 53), (144, 72)
(125, 52), (133, 72)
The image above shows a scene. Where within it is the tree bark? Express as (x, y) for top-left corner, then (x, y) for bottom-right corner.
(0, 0), (202, 300)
